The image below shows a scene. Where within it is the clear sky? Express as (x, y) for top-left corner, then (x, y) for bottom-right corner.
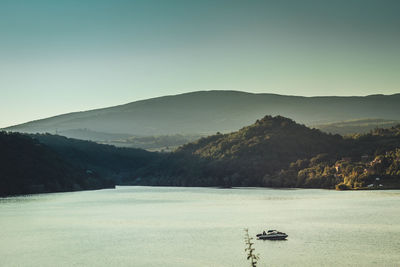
(1, 0), (399, 127)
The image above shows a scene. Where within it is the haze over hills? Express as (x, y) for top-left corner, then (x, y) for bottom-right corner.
(4, 91), (400, 142)
(312, 119), (400, 135)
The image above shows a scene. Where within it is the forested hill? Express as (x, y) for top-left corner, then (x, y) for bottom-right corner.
(132, 116), (400, 189)
(2, 116), (400, 195)
(132, 116), (345, 186)
(0, 132), (114, 196)
(4, 91), (400, 139)
(178, 116), (343, 162)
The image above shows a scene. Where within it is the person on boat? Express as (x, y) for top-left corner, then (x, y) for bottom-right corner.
(263, 231), (266, 235)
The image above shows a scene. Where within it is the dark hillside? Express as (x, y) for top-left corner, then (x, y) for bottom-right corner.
(31, 134), (161, 183)
(0, 132), (114, 196)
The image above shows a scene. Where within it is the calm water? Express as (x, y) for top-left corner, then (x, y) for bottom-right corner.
(0, 187), (400, 267)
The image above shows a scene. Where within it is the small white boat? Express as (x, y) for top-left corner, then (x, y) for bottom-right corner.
(256, 230), (288, 240)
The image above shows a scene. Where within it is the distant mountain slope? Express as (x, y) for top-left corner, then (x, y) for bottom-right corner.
(313, 119), (400, 135)
(4, 91), (400, 138)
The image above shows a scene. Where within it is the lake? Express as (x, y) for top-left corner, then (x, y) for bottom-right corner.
(0, 186), (399, 266)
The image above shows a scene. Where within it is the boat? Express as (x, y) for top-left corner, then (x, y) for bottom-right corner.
(256, 230), (288, 240)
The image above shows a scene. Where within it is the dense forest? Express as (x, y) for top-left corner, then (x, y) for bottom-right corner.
(130, 116), (400, 189)
(0, 132), (114, 196)
(30, 134), (161, 183)
(2, 116), (400, 196)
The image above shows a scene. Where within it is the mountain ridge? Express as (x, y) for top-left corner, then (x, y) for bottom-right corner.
(4, 90), (400, 139)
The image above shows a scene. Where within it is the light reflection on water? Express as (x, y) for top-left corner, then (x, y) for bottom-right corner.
(0, 186), (399, 266)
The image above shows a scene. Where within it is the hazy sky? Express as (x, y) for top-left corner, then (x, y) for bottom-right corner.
(1, 0), (399, 127)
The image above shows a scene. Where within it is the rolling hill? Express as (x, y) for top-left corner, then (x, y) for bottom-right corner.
(4, 91), (400, 142)
(132, 116), (400, 189)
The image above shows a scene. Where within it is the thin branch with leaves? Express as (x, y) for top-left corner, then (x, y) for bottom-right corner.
(244, 228), (259, 267)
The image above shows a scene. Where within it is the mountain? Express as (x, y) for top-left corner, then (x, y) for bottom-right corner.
(0, 132), (114, 196)
(4, 91), (400, 141)
(131, 116), (400, 189)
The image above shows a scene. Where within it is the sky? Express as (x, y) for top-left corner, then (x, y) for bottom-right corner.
(0, 0), (399, 128)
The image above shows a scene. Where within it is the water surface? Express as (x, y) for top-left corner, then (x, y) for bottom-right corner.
(1, 186), (399, 266)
